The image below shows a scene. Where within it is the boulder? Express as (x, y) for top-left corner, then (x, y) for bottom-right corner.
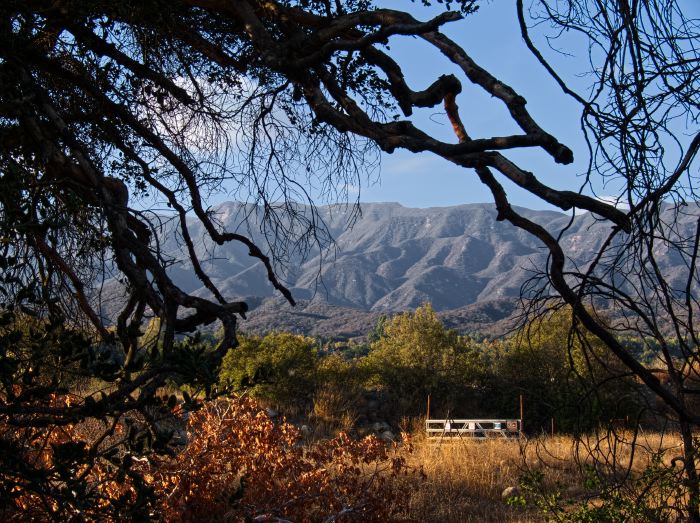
(380, 430), (395, 442)
(501, 486), (521, 501)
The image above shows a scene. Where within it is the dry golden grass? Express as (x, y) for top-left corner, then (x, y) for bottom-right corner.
(391, 430), (686, 522)
(396, 436), (544, 522)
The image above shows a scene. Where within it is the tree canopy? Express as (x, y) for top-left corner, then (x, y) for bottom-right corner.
(365, 304), (477, 415)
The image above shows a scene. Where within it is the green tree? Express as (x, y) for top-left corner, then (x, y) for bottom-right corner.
(367, 315), (387, 344)
(219, 332), (318, 411)
(483, 310), (640, 433)
(365, 304), (479, 417)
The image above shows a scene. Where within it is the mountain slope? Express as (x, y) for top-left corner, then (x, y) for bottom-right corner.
(164, 202), (622, 312)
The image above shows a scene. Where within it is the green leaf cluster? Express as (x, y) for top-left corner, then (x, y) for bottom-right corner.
(364, 304), (480, 416)
(219, 332), (318, 408)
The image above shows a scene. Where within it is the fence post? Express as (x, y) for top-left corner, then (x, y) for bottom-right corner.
(519, 394), (524, 434)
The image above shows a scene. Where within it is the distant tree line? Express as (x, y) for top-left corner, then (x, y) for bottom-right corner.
(219, 304), (646, 435)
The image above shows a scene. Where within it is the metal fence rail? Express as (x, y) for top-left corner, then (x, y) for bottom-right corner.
(426, 418), (522, 440)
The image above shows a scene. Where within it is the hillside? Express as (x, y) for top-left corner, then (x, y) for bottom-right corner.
(109, 201), (697, 337)
(236, 296), (521, 340)
(164, 203), (598, 307)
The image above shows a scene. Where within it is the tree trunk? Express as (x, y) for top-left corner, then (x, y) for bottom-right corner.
(680, 419), (700, 522)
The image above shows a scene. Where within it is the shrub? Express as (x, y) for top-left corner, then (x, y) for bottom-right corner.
(219, 332), (319, 411)
(364, 304), (480, 418)
(1, 392), (157, 521)
(311, 354), (368, 435)
(3, 395), (421, 522)
(147, 397), (420, 522)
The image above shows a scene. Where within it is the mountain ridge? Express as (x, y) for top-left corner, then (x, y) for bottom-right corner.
(131, 201), (697, 337)
(168, 201), (603, 311)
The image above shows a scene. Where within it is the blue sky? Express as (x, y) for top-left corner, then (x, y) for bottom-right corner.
(355, 0), (591, 209)
(195, 1), (588, 213)
(197, 1), (698, 212)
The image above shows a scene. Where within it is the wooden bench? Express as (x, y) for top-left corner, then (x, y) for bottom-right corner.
(426, 419), (522, 440)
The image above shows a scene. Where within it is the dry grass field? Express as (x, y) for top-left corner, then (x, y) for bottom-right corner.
(391, 430), (686, 522)
(398, 437), (535, 522)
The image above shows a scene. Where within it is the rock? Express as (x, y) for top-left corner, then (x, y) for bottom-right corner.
(380, 430), (395, 442)
(501, 486), (521, 501)
(372, 421), (390, 432)
(565, 485), (582, 497)
(171, 429), (188, 446)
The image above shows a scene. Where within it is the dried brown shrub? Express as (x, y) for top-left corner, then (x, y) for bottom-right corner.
(148, 397), (420, 522)
(2, 395), (420, 522)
